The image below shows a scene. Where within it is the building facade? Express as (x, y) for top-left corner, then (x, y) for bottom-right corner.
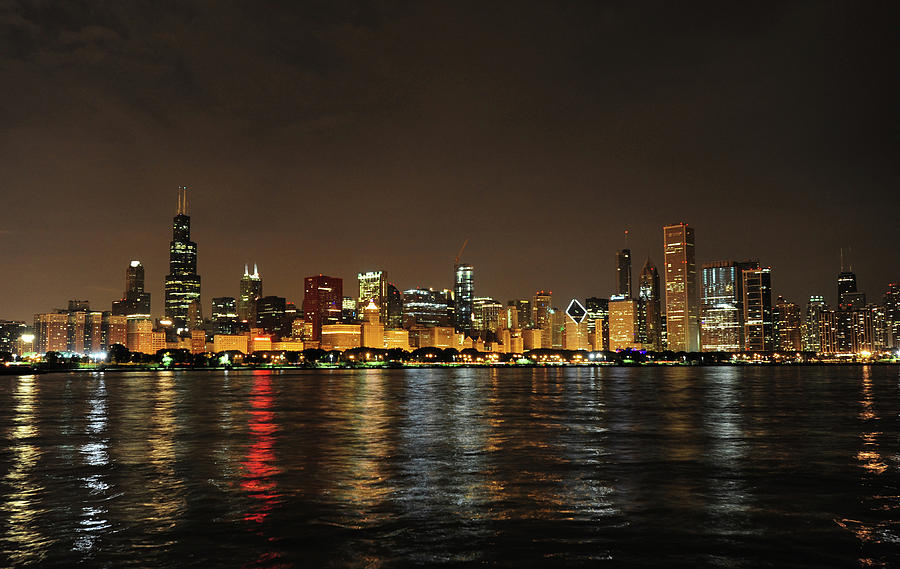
(164, 186), (201, 330)
(663, 223), (699, 351)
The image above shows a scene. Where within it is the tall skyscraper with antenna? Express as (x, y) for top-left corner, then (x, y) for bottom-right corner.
(238, 264), (263, 324)
(164, 186), (201, 330)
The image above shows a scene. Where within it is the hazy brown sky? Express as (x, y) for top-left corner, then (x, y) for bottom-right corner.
(1, 1), (897, 321)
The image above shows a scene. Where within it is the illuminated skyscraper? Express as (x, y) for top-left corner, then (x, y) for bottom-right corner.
(472, 297), (503, 339)
(700, 260), (758, 352)
(639, 258), (662, 350)
(616, 249), (632, 298)
(303, 274), (343, 341)
(585, 297), (609, 347)
(211, 297), (238, 335)
(663, 223), (699, 351)
(358, 271), (388, 323)
(454, 264), (475, 336)
(112, 260), (151, 318)
(386, 283), (403, 329)
(164, 186), (201, 330)
(256, 296), (288, 337)
(402, 288), (451, 328)
(532, 291), (552, 330)
(742, 267), (774, 351)
(803, 295), (827, 352)
(238, 264), (263, 324)
(885, 283), (900, 348)
(512, 299), (532, 328)
(774, 296), (802, 351)
(609, 298), (642, 351)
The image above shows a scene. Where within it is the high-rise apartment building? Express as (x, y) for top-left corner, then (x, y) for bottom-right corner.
(663, 223), (699, 351)
(803, 295), (827, 352)
(774, 296), (802, 351)
(454, 264), (475, 337)
(164, 186), (201, 330)
(639, 259), (662, 351)
(885, 283), (900, 348)
(742, 267), (774, 351)
(238, 264), (263, 325)
(303, 275), (343, 341)
(616, 249), (632, 298)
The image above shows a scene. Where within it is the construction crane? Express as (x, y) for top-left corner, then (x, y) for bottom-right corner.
(455, 239), (469, 266)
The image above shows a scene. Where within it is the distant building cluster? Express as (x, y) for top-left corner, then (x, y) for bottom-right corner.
(4, 188), (899, 361)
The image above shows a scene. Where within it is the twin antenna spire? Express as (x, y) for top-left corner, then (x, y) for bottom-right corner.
(176, 185), (189, 215)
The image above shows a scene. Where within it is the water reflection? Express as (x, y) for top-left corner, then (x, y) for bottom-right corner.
(146, 372), (185, 533)
(74, 376), (112, 553)
(1, 375), (46, 565)
(241, 371), (281, 526)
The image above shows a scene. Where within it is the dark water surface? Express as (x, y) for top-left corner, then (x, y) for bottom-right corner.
(1, 366), (899, 568)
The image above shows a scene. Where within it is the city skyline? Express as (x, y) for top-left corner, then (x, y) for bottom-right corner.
(2, 187), (898, 324)
(1, 3), (898, 322)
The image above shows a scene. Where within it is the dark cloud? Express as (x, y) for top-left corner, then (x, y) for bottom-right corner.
(0, 0), (897, 321)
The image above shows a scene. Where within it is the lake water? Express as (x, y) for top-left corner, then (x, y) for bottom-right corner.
(1, 366), (899, 567)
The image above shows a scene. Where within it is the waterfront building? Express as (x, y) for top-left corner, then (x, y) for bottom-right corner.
(402, 288), (451, 328)
(512, 299), (532, 329)
(663, 223), (699, 351)
(775, 296), (802, 351)
(415, 326), (456, 349)
(342, 296), (358, 323)
(358, 271), (388, 322)
(700, 260), (759, 351)
(585, 296), (609, 343)
(238, 264), (263, 324)
(454, 264), (475, 336)
(384, 329), (410, 350)
(0, 320), (28, 355)
(211, 297), (238, 335)
(803, 296), (827, 352)
(638, 259), (662, 351)
(361, 300), (385, 348)
(386, 283), (403, 329)
(291, 319), (313, 341)
(563, 319), (590, 351)
(256, 296), (288, 337)
(303, 274), (343, 341)
(501, 305), (519, 330)
(473, 297), (503, 338)
(34, 312), (68, 353)
(213, 334), (249, 354)
(885, 283), (900, 348)
(532, 291), (552, 331)
(609, 299), (642, 351)
(320, 324), (361, 351)
(112, 260), (151, 318)
(164, 186), (201, 330)
(522, 328), (542, 350)
(271, 339), (304, 351)
(616, 248), (632, 298)
(742, 267), (774, 351)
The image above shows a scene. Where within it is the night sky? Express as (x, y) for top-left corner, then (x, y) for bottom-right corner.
(1, 1), (897, 322)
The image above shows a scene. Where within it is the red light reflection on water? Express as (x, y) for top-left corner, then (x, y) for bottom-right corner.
(240, 372), (291, 568)
(240, 372), (282, 525)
